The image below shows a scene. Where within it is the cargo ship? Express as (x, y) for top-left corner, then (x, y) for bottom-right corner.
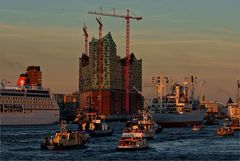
(0, 66), (59, 125)
(149, 76), (205, 127)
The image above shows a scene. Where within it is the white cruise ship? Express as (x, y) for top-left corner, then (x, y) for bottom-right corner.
(0, 66), (59, 125)
(0, 83), (59, 125)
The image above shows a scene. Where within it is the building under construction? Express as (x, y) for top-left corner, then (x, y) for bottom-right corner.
(79, 32), (143, 115)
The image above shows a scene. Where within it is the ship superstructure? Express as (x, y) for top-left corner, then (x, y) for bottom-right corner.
(149, 75), (205, 127)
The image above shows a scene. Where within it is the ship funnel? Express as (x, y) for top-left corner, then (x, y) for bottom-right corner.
(17, 74), (27, 87)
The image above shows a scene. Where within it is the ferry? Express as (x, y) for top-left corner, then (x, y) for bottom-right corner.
(0, 67), (59, 125)
(117, 132), (149, 151)
(149, 76), (205, 127)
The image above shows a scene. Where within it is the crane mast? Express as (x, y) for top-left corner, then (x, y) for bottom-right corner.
(83, 24), (88, 55)
(96, 17), (103, 114)
(88, 8), (142, 114)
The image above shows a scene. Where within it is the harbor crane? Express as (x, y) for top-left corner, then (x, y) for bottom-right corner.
(96, 17), (103, 114)
(88, 8), (142, 113)
(83, 24), (88, 55)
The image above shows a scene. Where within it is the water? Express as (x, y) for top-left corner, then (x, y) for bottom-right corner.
(1, 122), (239, 160)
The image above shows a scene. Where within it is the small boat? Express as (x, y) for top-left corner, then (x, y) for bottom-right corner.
(127, 111), (156, 138)
(76, 109), (113, 137)
(192, 124), (202, 131)
(41, 121), (89, 150)
(78, 119), (113, 137)
(229, 118), (240, 131)
(125, 122), (154, 139)
(117, 133), (149, 151)
(216, 126), (234, 136)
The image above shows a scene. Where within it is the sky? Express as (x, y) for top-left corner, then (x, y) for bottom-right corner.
(0, 0), (240, 104)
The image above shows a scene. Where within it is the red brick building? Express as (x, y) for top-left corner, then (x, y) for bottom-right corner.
(79, 32), (143, 115)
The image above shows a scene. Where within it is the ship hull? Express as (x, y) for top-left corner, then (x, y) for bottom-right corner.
(0, 109), (59, 126)
(151, 109), (205, 128)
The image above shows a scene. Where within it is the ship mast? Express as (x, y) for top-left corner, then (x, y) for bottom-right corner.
(237, 80), (240, 102)
(153, 75), (168, 111)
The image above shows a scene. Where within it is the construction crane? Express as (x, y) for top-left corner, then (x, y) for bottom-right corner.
(83, 24), (88, 55)
(88, 8), (142, 113)
(96, 17), (103, 114)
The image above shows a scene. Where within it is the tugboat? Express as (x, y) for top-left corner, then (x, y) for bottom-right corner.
(216, 126), (234, 136)
(78, 118), (113, 137)
(131, 87), (163, 133)
(135, 110), (162, 133)
(76, 109), (113, 137)
(40, 121), (89, 150)
(117, 132), (149, 151)
(127, 111), (157, 139)
(125, 121), (155, 139)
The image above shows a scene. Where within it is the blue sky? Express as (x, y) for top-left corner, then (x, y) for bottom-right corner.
(0, 0), (240, 103)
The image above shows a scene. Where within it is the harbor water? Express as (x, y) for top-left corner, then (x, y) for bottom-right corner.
(1, 122), (239, 160)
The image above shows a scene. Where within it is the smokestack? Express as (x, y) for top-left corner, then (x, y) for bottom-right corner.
(17, 74), (27, 87)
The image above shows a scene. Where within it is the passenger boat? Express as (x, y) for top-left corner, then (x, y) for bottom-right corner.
(216, 126), (234, 136)
(117, 133), (149, 151)
(41, 122), (89, 150)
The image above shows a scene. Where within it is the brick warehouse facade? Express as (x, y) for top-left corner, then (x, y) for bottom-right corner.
(79, 32), (143, 115)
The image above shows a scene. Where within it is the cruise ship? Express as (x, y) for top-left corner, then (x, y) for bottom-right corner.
(149, 76), (205, 127)
(0, 66), (59, 125)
